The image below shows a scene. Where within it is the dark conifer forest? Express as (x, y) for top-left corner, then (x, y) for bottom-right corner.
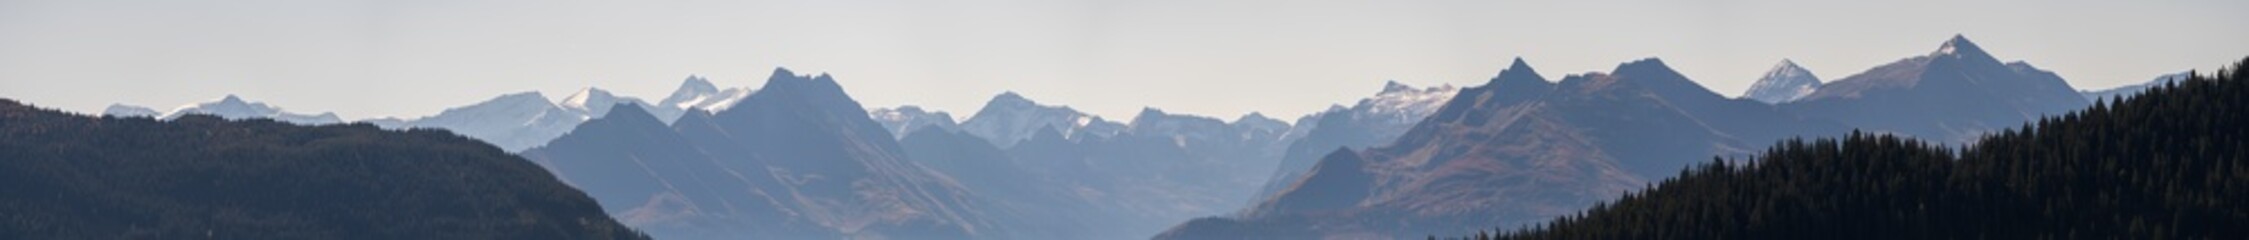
(0, 101), (649, 240)
(1457, 57), (2249, 239)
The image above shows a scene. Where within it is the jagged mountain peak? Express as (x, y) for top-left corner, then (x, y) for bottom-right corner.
(1494, 57), (1547, 86)
(560, 87), (616, 108)
(736, 68), (864, 118)
(218, 94), (247, 104)
(1775, 58), (1804, 71)
(1933, 34), (2004, 66)
(663, 75), (719, 101)
(1381, 80), (1416, 94)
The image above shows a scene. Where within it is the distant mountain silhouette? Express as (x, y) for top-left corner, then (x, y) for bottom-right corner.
(1161, 35), (2113, 240)
(521, 68), (1002, 240)
(2081, 71), (2191, 102)
(364, 76), (749, 152)
(365, 92), (584, 152)
(958, 92), (1123, 148)
(1164, 57), (1842, 239)
(0, 99), (647, 239)
(159, 94), (344, 125)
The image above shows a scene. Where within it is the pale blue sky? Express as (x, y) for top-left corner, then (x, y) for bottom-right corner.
(2, 0), (2244, 121)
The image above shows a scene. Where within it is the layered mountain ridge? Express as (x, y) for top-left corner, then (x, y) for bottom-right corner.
(1158, 35), (2092, 239)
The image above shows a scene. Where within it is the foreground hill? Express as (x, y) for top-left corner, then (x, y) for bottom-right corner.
(0, 99), (647, 239)
(1480, 57), (2249, 239)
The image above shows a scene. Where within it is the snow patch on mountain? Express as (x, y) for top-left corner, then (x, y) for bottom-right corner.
(1742, 59), (1823, 104)
(102, 104), (160, 118)
(870, 106), (960, 139)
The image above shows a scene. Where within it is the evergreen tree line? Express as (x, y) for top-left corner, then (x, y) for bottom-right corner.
(1446, 57), (2249, 239)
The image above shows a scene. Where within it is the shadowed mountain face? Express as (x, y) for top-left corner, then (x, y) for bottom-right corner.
(1158, 56), (1879, 239)
(1786, 35), (2088, 143)
(0, 99), (647, 240)
(521, 69), (1001, 240)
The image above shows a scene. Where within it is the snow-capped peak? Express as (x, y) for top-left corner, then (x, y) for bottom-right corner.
(1357, 81), (1459, 119)
(161, 94), (343, 125)
(559, 87), (615, 110)
(1935, 34), (1988, 57)
(661, 75), (719, 103)
(1742, 59), (1823, 104)
(657, 76), (754, 112)
(869, 105), (961, 139)
(959, 91), (1121, 147)
(102, 104), (160, 118)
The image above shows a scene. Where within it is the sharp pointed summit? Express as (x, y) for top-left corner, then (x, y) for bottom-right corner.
(1934, 34), (1999, 63)
(1381, 80), (1415, 93)
(1743, 59), (1824, 104)
(655, 75), (754, 120)
(1494, 57), (1546, 85)
(1938, 34), (1979, 54)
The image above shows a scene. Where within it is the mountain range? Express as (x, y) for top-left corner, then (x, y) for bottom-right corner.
(116, 94), (348, 125)
(520, 69), (1003, 239)
(56, 34), (2207, 240)
(106, 76), (753, 152)
(1157, 35), (2100, 239)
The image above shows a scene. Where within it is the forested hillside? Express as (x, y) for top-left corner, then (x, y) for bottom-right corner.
(1464, 57), (2249, 239)
(0, 100), (648, 240)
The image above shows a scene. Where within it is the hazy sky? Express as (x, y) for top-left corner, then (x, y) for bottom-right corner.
(3, 0), (2245, 121)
